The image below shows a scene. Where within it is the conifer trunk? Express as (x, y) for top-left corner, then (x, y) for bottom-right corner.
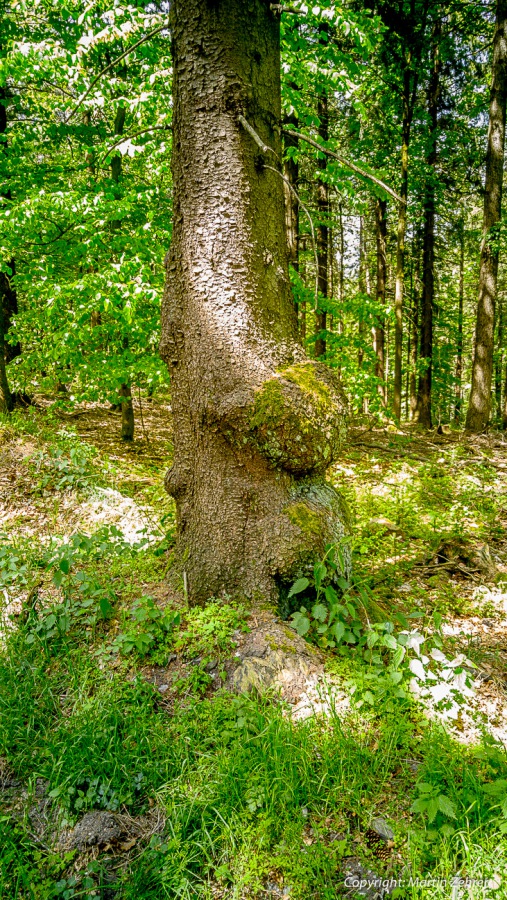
(393, 68), (412, 421)
(161, 0), (349, 604)
(415, 20), (441, 429)
(0, 290), (12, 414)
(374, 199), (387, 406)
(467, 0), (507, 432)
(455, 219), (465, 420)
(110, 104), (134, 442)
(314, 91), (328, 359)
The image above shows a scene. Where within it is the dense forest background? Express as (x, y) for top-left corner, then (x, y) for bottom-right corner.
(1, 0), (505, 433)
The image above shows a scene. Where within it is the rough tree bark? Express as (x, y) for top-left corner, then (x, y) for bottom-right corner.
(314, 89), (329, 359)
(374, 198), (387, 406)
(415, 19), (441, 429)
(409, 240), (420, 420)
(466, 0), (507, 432)
(496, 296), (503, 419)
(0, 285), (12, 414)
(110, 104), (134, 442)
(454, 217), (464, 421)
(393, 67), (413, 421)
(0, 84), (16, 412)
(160, 0), (349, 605)
(283, 115), (299, 276)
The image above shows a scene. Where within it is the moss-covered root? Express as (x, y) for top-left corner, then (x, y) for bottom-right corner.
(259, 479), (352, 589)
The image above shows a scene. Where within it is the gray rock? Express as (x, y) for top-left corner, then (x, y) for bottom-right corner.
(343, 858), (397, 898)
(64, 811), (123, 850)
(227, 609), (323, 703)
(370, 817), (394, 842)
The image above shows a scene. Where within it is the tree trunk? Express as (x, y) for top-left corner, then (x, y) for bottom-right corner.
(455, 218), (465, 420)
(0, 286), (12, 414)
(393, 68), (413, 421)
(466, 0), (507, 432)
(374, 199), (387, 406)
(120, 382), (134, 441)
(0, 264), (20, 363)
(160, 0), (349, 605)
(110, 104), (134, 441)
(283, 112), (299, 283)
(496, 296), (503, 420)
(415, 20), (441, 429)
(410, 247), (420, 420)
(0, 85), (19, 403)
(314, 90), (328, 359)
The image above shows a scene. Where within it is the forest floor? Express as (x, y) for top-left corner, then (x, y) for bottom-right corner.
(1, 401), (507, 899)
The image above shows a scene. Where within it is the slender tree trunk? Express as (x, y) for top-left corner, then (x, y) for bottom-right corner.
(283, 112), (299, 285)
(374, 199), (387, 405)
(0, 288), (12, 414)
(496, 296), (503, 420)
(119, 382), (134, 441)
(415, 20), (441, 429)
(161, 0), (349, 604)
(314, 90), (328, 359)
(467, 0), (507, 432)
(337, 203), (344, 337)
(393, 68), (413, 421)
(502, 354), (507, 428)
(455, 218), (465, 420)
(110, 104), (134, 441)
(410, 245), (420, 419)
(0, 263), (20, 363)
(0, 85), (18, 406)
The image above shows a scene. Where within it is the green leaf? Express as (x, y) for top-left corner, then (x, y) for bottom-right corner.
(410, 798), (428, 815)
(437, 795), (457, 819)
(291, 612), (311, 637)
(99, 597), (113, 618)
(59, 558), (70, 575)
(312, 603), (328, 622)
(383, 634), (397, 650)
(427, 797), (439, 823)
(288, 577), (310, 597)
(331, 620), (345, 642)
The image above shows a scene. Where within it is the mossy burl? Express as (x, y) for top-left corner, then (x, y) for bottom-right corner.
(248, 361), (345, 475)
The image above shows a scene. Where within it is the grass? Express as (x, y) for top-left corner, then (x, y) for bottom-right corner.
(1, 408), (507, 897)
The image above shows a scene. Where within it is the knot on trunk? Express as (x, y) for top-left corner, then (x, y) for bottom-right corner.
(213, 361), (347, 475)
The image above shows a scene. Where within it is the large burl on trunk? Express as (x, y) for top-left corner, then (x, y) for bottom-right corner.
(160, 0), (349, 604)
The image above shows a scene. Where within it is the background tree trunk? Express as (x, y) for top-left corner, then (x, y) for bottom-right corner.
(0, 85), (18, 407)
(455, 218), (464, 420)
(110, 104), (134, 441)
(393, 68), (412, 421)
(0, 288), (12, 414)
(374, 198), (387, 406)
(161, 0), (349, 605)
(415, 19), (441, 429)
(283, 110), (299, 293)
(466, 0), (507, 432)
(314, 90), (328, 359)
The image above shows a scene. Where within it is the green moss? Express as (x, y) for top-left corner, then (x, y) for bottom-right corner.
(285, 501), (323, 537)
(279, 362), (333, 409)
(249, 379), (286, 431)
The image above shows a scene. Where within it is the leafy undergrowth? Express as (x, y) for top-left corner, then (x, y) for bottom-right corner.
(1, 407), (507, 898)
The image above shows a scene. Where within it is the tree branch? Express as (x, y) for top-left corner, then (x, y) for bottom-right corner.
(282, 128), (405, 205)
(238, 115), (278, 157)
(99, 124), (170, 164)
(263, 165), (319, 310)
(66, 22), (169, 123)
